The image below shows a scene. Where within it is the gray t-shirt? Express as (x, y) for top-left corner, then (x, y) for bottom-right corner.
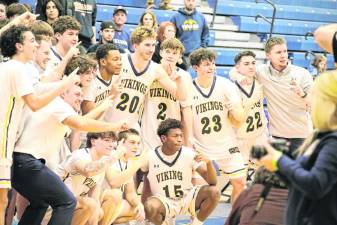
(257, 63), (313, 138)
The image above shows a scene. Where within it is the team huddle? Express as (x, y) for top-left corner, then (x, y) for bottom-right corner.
(0, 7), (314, 225)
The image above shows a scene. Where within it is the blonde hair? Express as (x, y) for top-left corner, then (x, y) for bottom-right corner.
(264, 37), (286, 53)
(160, 38), (185, 55)
(298, 71), (337, 155)
(131, 25), (157, 45)
(311, 70), (337, 131)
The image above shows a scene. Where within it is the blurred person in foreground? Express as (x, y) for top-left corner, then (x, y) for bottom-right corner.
(225, 166), (288, 225)
(258, 70), (337, 225)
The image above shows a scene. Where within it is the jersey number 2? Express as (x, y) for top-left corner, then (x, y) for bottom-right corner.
(157, 103), (167, 120)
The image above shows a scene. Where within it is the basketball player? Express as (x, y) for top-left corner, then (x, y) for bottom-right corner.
(0, 25), (79, 225)
(189, 48), (246, 203)
(43, 16), (81, 82)
(141, 37), (193, 150)
(230, 37), (313, 156)
(101, 129), (145, 225)
(233, 51), (268, 166)
(12, 84), (128, 225)
(103, 26), (186, 130)
(82, 43), (123, 114)
(142, 119), (220, 225)
(57, 131), (127, 225)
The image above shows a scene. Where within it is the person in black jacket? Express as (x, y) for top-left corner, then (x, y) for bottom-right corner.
(258, 70), (337, 225)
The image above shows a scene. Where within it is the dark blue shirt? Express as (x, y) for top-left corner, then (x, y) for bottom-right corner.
(278, 131), (337, 225)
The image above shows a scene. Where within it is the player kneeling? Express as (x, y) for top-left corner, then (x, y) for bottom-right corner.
(100, 129), (145, 225)
(142, 119), (220, 225)
(57, 131), (127, 225)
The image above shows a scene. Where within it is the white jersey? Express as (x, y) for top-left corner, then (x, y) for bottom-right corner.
(141, 68), (192, 149)
(14, 97), (77, 170)
(141, 146), (201, 200)
(57, 148), (105, 197)
(235, 79), (268, 139)
(83, 72), (118, 105)
(104, 54), (159, 129)
(191, 76), (241, 160)
(0, 60), (34, 162)
(103, 158), (132, 191)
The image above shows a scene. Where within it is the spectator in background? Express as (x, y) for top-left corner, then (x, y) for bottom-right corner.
(225, 166), (288, 225)
(152, 21), (188, 70)
(146, 0), (173, 10)
(138, 10), (158, 30)
(36, 0), (66, 18)
(6, 3), (28, 19)
(170, 0), (209, 66)
(70, 0), (97, 49)
(39, 0), (63, 25)
(87, 21), (117, 53)
(311, 54), (327, 78)
(113, 6), (132, 53)
(0, 1), (6, 21)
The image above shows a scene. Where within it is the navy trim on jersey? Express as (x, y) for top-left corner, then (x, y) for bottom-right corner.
(96, 75), (112, 87)
(50, 47), (62, 61)
(192, 76), (217, 98)
(118, 159), (127, 171)
(128, 54), (151, 76)
(235, 79), (255, 98)
(154, 146), (182, 167)
(4, 97), (15, 157)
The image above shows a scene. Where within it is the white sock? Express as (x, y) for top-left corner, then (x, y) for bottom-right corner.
(190, 217), (203, 225)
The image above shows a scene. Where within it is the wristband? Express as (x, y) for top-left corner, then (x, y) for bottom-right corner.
(271, 151), (282, 171)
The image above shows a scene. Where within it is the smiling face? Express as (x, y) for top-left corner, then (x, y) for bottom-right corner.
(18, 31), (39, 62)
(134, 37), (156, 61)
(55, 29), (79, 51)
(34, 39), (52, 70)
(93, 137), (116, 156)
(122, 134), (141, 158)
(79, 67), (96, 87)
(101, 49), (122, 76)
(62, 85), (83, 112)
(194, 59), (216, 79)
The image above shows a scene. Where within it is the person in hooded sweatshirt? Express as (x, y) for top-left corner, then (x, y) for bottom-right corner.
(170, 0), (209, 67)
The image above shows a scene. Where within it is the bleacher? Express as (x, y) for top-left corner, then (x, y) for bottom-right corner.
(20, 0), (336, 77)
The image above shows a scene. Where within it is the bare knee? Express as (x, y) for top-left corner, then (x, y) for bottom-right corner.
(144, 198), (165, 225)
(205, 186), (220, 202)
